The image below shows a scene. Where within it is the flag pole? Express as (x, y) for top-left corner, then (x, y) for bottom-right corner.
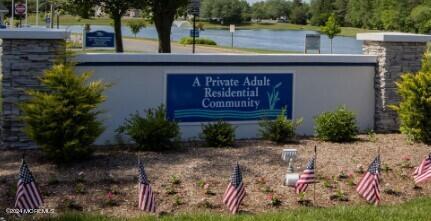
(313, 145), (317, 206)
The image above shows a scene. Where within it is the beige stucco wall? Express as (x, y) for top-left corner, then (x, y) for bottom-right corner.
(75, 54), (376, 144)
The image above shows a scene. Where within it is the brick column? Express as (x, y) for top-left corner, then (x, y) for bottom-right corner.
(0, 29), (69, 149)
(357, 33), (431, 132)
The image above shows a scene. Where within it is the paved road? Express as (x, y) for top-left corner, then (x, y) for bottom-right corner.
(123, 38), (249, 54)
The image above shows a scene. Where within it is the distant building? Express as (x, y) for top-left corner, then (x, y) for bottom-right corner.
(127, 9), (141, 18)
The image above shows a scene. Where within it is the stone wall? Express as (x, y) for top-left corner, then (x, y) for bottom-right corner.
(1, 39), (65, 149)
(363, 41), (427, 132)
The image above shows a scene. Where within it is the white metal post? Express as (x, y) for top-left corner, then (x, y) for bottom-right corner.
(25, 0), (28, 26)
(36, 0), (39, 26)
(11, 0), (14, 28)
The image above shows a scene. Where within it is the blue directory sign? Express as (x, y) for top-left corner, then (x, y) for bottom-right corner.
(167, 73), (294, 122)
(190, 29), (200, 38)
(85, 30), (115, 48)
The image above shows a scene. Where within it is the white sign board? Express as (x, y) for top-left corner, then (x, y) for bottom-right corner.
(230, 24), (235, 33)
(188, 0), (200, 16)
(305, 34), (321, 54)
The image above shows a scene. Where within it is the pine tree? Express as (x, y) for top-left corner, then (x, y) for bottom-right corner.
(20, 64), (108, 162)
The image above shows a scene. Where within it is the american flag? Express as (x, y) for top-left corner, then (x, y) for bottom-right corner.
(413, 154), (431, 184)
(295, 157), (315, 194)
(15, 159), (43, 211)
(356, 156), (381, 205)
(223, 163), (246, 214)
(138, 161), (156, 213)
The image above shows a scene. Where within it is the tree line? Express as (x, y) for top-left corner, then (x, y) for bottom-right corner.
(201, 0), (431, 34)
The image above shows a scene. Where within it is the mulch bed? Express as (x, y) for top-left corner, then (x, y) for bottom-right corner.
(0, 134), (430, 218)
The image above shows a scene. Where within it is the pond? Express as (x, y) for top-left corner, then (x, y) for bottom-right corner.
(63, 25), (363, 54)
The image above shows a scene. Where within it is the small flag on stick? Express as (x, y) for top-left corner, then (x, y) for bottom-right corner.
(356, 155), (381, 205)
(138, 161), (156, 213)
(223, 163), (246, 214)
(296, 157), (316, 194)
(15, 159), (43, 211)
(413, 154), (431, 184)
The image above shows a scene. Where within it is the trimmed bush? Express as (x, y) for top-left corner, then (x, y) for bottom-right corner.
(20, 64), (108, 162)
(201, 121), (235, 147)
(259, 108), (303, 143)
(391, 71), (431, 143)
(314, 106), (358, 142)
(117, 105), (180, 151)
(179, 37), (217, 46)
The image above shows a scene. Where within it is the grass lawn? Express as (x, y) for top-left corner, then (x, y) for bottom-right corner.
(38, 197), (431, 221)
(198, 22), (373, 37)
(70, 35), (300, 54)
(23, 15), (371, 37)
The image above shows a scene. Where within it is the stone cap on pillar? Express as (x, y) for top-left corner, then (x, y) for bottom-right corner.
(0, 28), (70, 40)
(357, 32), (431, 43)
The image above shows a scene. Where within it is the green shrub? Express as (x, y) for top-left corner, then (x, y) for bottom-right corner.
(421, 49), (431, 72)
(117, 105), (180, 151)
(179, 37), (217, 46)
(391, 71), (431, 143)
(259, 108), (303, 143)
(201, 121), (235, 147)
(314, 106), (358, 142)
(20, 64), (107, 162)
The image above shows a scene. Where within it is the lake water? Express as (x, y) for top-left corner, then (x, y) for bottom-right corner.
(63, 25), (363, 54)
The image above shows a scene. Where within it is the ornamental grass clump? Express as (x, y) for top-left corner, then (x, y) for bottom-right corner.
(314, 106), (358, 142)
(20, 64), (108, 163)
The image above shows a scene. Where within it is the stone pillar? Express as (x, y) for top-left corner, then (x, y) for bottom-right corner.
(357, 33), (431, 132)
(0, 29), (69, 149)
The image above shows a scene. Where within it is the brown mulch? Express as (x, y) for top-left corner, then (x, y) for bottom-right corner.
(0, 134), (430, 218)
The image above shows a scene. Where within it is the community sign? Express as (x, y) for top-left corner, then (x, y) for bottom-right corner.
(84, 30), (115, 48)
(167, 73), (294, 122)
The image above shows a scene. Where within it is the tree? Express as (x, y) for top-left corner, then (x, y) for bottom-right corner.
(251, 1), (267, 21)
(65, 0), (142, 53)
(391, 58), (431, 144)
(409, 5), (431, 33)
(127, 20), (146, 38)
(141, 0), (188, 53)
(20, 64), (108, 162)
(346, 0), (374, 29)
(62, 0), (95, 19)
(290, 0), (308, 24)
(321, 14), (341, 54)
(310, 0), (333, 26)
(265, 0), (290, 20)
(201, 0), (250, 24)
(333, 0), (348, 26)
